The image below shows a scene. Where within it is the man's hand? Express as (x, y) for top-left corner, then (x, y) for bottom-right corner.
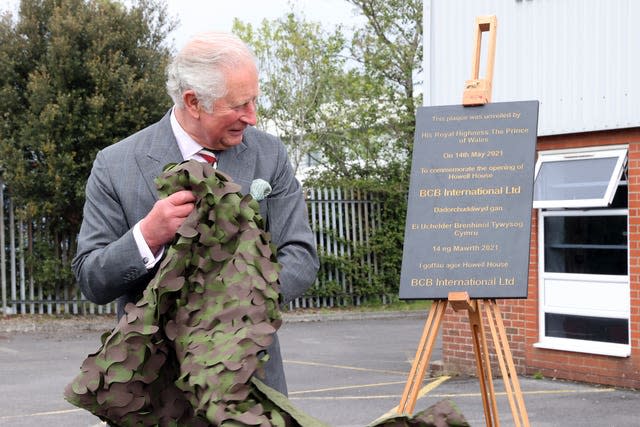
(139, 190), (196, 254)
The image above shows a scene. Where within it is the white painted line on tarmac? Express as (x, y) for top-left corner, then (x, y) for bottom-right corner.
(285, 359), (406, 375)
(0, 408), (83, 421)
(374, 375), (452, 421)
(291, 394), (404, 400)
(428, 387), (617, 399)
(0, 346), (19, 354)
(289, 380), (408, 395)
(290, 383), (616, 403)
(0, 384), (617, 423)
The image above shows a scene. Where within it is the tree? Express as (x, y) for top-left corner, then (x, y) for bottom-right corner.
(233, 11), (413, 183)
(232, 14), (348, 176)
(0, 0), (175, 293)
(307, 0), (423, 301)
(232, 2), (423, 301)
(347, 0), (423, 174)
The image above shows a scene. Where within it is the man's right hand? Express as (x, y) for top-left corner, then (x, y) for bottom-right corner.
(139, 190), (196, 254)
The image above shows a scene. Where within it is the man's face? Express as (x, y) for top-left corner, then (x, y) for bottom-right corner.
(197, 63), (259, 150)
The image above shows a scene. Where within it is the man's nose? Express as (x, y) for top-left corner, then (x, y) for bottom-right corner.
(240, 101), (257, 126)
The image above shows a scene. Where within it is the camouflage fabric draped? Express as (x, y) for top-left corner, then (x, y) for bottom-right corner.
(64, 160), (468, 427)
(367, 399), (469, 427)
(64, 160), (317, 426)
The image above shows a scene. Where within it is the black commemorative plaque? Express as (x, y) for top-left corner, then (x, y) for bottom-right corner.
(399, 101), (539, 299)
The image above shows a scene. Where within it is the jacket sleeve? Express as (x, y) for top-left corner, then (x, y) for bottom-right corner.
(71, 151), (152, 304)
(265, 142), (319, 304)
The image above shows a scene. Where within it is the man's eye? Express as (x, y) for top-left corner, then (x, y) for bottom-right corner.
(234, 99), (256, 111)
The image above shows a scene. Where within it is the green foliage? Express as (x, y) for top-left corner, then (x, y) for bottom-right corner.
(233, 2), (422, 302)
(303, 1), (421, 301)
(1, 0), (423, 304)
(234, 1), (422, 182)
(233, 1), (422, 184)
(306, 179), (409, 301)
(28, 233), (75, 292)
(348, 0), (424, 149)
(233, 14), (348, 175)
(308, 68), (411, 182)
(0, 0), (175, 291)
(343, 0), (423, 179)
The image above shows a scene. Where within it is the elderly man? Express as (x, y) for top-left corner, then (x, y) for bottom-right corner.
(72, 32), (319, 395)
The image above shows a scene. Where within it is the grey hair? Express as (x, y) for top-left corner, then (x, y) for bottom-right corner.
(166, 32), (257, 112)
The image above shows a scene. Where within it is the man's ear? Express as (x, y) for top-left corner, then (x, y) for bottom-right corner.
(183, 90), (200, 119)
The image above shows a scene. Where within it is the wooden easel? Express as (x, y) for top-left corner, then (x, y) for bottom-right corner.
(462, 15), (497, 106)
(397, 16), (530, 427)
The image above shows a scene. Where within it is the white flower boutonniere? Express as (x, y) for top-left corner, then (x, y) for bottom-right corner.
(250, 179), (272, 201)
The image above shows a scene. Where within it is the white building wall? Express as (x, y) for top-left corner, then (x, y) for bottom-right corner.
(424, 0), (639, 136)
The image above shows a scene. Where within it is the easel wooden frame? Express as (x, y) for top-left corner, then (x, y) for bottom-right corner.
(462, 15), (497, 106)
(398, 16), (530, 427)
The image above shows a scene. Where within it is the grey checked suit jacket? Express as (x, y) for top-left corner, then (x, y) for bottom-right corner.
(72, 111), (319, 395)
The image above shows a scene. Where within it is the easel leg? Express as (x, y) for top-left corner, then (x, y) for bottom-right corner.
(484, 300), (530, 427)
(396, 295), (529, 426)
(468, 300), (500, 427)
(398, 300), (447, 415)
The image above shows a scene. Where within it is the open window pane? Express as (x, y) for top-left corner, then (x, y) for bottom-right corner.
(533, 148), (627, 208)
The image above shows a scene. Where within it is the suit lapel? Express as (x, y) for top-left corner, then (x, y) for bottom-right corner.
(132, 116), (260, 200)
(217, 139), (255, 194)
(136, 112), (183, 201)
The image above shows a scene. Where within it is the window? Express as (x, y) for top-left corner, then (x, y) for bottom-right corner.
(533, 148), (627, 208)
(543, 214), (627, 276)
(534, 146), (630, 357)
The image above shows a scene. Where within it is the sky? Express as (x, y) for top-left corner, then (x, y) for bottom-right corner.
(0, 0), (363, 50)
(165, 0), (363, 49)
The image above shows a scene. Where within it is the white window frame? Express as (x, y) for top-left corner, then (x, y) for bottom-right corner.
(533, 146), (627, 209)
(534, 146), (630, 358)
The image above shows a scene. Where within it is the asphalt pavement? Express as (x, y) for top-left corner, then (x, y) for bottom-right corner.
(0, 311), (638, 426)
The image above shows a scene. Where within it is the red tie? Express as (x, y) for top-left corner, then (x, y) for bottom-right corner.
(199, 149), (217, 166)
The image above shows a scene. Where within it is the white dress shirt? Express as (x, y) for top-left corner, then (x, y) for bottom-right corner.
(133, 107), (211, 268)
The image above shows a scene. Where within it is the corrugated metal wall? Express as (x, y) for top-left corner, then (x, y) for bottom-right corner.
(424, 0), (639, 136)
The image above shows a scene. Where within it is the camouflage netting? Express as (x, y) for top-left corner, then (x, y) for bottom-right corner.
(369, 399), (469, 427)
(65, 160), (468, 427)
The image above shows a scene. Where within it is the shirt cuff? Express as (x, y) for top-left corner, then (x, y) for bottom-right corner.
(133, 221), (164, 269)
